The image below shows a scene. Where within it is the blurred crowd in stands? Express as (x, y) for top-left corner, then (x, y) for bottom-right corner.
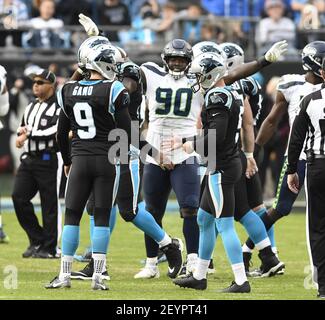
(0, 0), (325, 53)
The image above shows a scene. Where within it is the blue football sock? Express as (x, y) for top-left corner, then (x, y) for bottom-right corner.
(240, 210), (269, 245)
(92, 226), (110, 254)
(62, 225), (79, 256)
(216, 217), (242, 265)
(89, 205), (117, 249)
(183, 216), (199, 254)
(197, 209), (216, 261)
(109, 205), (117, 235)
(133, 201), (165, 242)
(256, 207), (276, 248)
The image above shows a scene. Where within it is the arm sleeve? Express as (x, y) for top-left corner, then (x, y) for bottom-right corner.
(56, 111), (71, 166)
(286, 97), (310, 174)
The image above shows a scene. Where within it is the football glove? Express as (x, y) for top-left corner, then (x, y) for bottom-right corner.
(264, 40), (288, 62)
(78, 13), (99, 36)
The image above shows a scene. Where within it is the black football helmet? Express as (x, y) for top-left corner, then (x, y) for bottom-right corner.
(161, 39), (193, 79)
(302, 41), (325, 77)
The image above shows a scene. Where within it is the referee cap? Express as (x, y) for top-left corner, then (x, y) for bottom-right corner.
(29, 69), (56, 84)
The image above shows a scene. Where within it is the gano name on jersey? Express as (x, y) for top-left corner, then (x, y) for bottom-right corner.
(277, 74), (323, 160)
(141, 62), (204, 164)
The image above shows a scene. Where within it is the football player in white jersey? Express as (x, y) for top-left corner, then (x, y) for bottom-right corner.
(0, 65), (10, 243)
(137, 39), (203, 278)
(242, 41), (325, 279)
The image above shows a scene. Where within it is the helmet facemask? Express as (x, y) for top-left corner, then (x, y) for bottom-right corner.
(161, 39), (193, 80)
(163, 56), (191, 80)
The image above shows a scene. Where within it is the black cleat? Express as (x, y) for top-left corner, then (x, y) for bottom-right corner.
(71, 259), (110, 280)
(161, 238), (183, 279)
(258, 251), (285, 277)
(0, 227), (9, 243)
(33, 250), (58, 259)
(317, 291), (325, 299)
(173, 274), (207, 290)
(243, 252), (252, 275)
(22, 244), (41, 258)
(220, 281), (251, 293)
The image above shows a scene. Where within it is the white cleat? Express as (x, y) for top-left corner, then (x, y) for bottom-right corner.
(45, 276), (71, 289)
(134, 266), (160, 279)
(91, 275), (109, 290)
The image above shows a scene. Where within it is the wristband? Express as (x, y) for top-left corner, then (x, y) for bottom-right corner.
(244, 152), (253, 159)
(258, 56), (271, 67)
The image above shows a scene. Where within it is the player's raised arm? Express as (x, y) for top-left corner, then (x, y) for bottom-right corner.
(224, 41), (288, 85)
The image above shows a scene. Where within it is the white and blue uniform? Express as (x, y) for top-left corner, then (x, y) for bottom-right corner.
(140, 62), (203, 258)
(273, 74), (322, 215)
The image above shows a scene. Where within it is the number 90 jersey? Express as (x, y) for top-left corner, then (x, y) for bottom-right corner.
(141, 62), (204, 164)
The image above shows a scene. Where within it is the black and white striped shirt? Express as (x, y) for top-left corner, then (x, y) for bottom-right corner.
(20, 94), (61, 153)
(287, 84), (325, 173)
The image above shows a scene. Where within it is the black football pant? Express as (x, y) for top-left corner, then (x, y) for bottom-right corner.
(12, 153), (59, 254)
(306, 159), (325, 293)
(65, 155), (118, 228)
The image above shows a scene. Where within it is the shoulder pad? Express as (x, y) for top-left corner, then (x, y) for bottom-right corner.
(205, 87), (233, 109)
(277, 74), (305, 91)
(242, 77), (261, 95)
(141, 62), (167, 76)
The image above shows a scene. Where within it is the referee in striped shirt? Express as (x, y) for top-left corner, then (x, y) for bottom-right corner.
(287, 60), (325, 299)
(12, 69), (62, 259)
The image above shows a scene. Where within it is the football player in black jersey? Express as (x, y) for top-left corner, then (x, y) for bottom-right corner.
(172, 52), (251, 293)
(46, 44), (132, 290)
(219, 42), (279, 274)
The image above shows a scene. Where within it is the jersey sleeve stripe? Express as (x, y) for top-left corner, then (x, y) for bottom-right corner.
(141, 64), (167, 76)
(278, 81), (305, 91)
(56, 87), (68, 117)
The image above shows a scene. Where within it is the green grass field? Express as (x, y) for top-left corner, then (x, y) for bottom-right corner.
(0, 211), (318, 300)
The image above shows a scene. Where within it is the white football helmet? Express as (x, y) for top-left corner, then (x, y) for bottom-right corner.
(85, 44), (124, 81)
(0, 65), (7, 94)
(116, 46), (128, 62)
(78, 36), (111, 67)
(189, 52), (227, 92)
(192, 41), (225, 59)
(219, 42), (244, 71)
